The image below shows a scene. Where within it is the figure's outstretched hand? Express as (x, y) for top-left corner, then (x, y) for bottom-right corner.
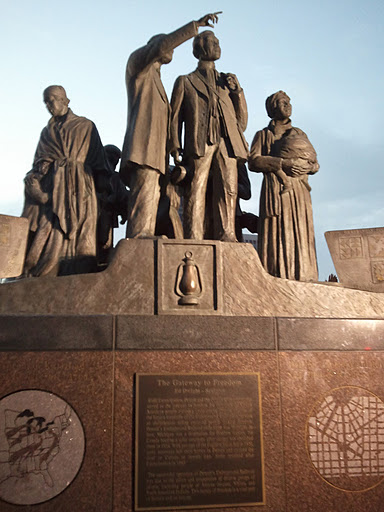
(24, 174), (35, 188)
(197, 12), (222, 28)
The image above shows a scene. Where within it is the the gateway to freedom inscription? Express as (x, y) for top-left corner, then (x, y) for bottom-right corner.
(135, 373), (264, 510)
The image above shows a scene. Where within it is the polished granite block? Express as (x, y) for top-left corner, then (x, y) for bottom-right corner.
(277, 317), (384, 351)
(113, 351), (285, 512)
(0, 315), (114, 350)
(116, 316), (276, 350)
(0, 352), (113, 511)
(279, 351), (384, 512)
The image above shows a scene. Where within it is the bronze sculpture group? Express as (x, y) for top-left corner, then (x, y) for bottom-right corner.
(21, 13), (319, 282)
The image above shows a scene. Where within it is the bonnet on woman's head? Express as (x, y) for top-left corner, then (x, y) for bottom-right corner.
(265, 90), (290, 119)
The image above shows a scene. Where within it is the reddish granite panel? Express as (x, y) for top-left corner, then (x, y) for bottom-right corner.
(279, 352), (384, 512)
(114, 351), (285, 512)
(0, 352), (113, 511)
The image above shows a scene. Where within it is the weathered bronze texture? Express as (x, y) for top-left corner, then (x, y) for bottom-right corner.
(97, 145), (129, 266)
(21, 85), (111, 277)
(135, 373), (264, 510)
(169, 30), (248, 242)
(120, 13), (221, 239)
(248, 91), (319, 281)
(155, 167), (184, 239)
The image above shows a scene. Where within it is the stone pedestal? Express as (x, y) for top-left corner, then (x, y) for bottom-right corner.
(0, 241), (383, 511)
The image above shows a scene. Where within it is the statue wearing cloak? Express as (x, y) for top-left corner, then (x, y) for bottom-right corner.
(22, 108), (109, 276)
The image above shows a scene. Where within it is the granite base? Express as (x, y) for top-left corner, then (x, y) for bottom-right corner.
(0, 314), (383, 511)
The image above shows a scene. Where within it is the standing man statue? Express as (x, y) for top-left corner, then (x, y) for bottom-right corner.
(120, 13), (221, 239)
(169, 30), (249, 241)
(22, 85), (110, 277)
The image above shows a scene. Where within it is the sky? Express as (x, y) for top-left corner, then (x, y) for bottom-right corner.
(1, 0), (383, 280)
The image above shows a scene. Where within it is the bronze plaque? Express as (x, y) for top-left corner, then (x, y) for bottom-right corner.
(157, 240), (223, 316)
(135, 373), (264, 510)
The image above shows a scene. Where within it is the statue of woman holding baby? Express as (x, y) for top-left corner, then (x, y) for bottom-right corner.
(248, 91), (319, 282)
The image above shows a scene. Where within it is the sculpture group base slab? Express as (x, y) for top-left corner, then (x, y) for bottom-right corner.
(0, 240), (384, 510)
(1, 238), (384, 317)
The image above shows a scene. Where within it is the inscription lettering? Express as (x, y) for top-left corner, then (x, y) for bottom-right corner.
(145, 397), (254, 468)
(135, 374), (263, 510)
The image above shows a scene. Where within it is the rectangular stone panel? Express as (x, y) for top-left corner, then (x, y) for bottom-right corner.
(116, 315), (276, 350)
(277, 318), (384, 350)
(135, 373), (264, 510)
(0, 214), (29, 278)
(0, 315), (114, 350)
(0, 351), (113, 511)
(325, 227), (384, 292)
(279, 351), (384, 512)
(113, 351), (285, 512)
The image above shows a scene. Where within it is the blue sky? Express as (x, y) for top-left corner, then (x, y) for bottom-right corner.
(1, 0), (383, 279)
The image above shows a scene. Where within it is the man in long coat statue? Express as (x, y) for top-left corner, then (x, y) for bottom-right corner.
(22, 85), (110, 276)
(119, 12), (221, 239)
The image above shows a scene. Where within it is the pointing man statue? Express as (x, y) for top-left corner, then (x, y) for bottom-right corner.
(169, 30), (249, 241)
(119, 12), (221, 239)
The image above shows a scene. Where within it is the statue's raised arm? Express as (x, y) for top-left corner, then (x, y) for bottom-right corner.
(120, 13), (221, 239)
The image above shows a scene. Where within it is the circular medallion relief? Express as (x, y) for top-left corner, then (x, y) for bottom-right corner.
(0, 389), (85, 505)
(306, 386), (384, 492)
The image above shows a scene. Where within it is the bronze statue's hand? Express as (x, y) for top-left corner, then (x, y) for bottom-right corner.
(171, 150), (183, 165)
(24, 174), (36, 188)
(226, 73), (241, 92)
(24, 174), (49, 204)
(197, 12), (222, 28)
(282, 158), (311, 176)
(310, 161), (320, 174)
(291, 158), (313, 176)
